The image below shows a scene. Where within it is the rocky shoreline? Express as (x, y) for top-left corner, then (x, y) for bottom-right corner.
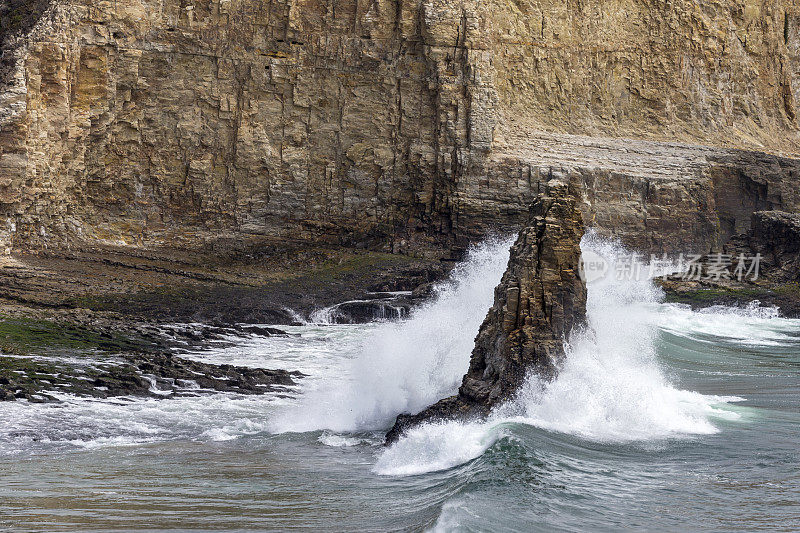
(0, 242), (449, 403)
(1, 352), (304, 403)
(660, 211), (800, 318)
(4, 209), (799, 408)
(0, 242), (449, 325)
(659, 279), (800, 318)
(0, 313), (305, 403)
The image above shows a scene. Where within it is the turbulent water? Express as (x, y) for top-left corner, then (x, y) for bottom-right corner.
(2, 237), (800, 531)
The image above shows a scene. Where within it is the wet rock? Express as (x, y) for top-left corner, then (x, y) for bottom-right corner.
(0, 314), (305, 401)
(411, 282), (436, 300)
(386, 180), (587, 443)
(0, 352), (304, 402)
(126, 353), (303, 397)
(311, 292), (416, 324)
(366, 264), (450, 293)
(236, 325), (294, 337)
(329, 301), (411, 324)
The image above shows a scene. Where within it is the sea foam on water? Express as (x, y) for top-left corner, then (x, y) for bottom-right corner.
(374, 235), (744, 476)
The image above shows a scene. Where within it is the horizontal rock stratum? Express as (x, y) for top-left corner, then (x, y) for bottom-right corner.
(1, 0), (800, 259)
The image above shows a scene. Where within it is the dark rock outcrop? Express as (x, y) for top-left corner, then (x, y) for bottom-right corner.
(386, 180), (587, 443)
(660, 210), (800, 316)
(316, 298), (412, 324)
(0, 0), (52, 87)
(721, 209), (800, 286)
(745, 211), (800, 283)
(0, 352), (304, 403)
(0, 313), (304, 402)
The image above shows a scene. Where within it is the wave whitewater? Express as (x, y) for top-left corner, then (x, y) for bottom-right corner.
(372, 235), (745, 476)
(267, 237), (516, 434)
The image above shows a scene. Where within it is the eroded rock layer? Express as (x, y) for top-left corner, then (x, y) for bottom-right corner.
(732, 210), (800, 283)
(385, 179), (586, 443)
(1, 0), (800, 257)
(660, 210), (800, 316)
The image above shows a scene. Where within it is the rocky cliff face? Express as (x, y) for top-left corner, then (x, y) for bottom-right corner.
(661, 209), (800, 316)
(1, 0), (800, 258)
(386, 179), (586, 443)
(731, 210), (800, 283)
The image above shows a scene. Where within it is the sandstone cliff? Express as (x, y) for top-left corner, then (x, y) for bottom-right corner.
(2, 0), (800, 259)
(386, 179), (586, 443)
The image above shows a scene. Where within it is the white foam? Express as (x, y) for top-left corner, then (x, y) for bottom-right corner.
(182, 324), (371, 381)
(268, 237), (516, 434)
(429, 499), (474, 533)
(283, 307), (308, 325)
(376, 235), (747, 476)
(317, 431), (379, 447)
(0, 392), (285, 455)
(375, 420), (506, 476)
(657, 301), (800, 347)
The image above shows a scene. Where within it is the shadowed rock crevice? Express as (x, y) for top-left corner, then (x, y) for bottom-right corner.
(0, 0), (52, 86)
(744, 211), (800, 283)
(660, 209), (800, 316)
(386, 179), (587, 443)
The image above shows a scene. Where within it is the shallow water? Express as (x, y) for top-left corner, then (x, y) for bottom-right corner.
(2, 238), (799, 532)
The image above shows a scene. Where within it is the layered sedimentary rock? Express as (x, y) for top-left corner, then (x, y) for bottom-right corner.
(727, 210), (800, 282)
(660, 209), (800, 316)
(749, 211), (800, 282)
(385, 179), (586, 443)
(1, 0), (800, 258)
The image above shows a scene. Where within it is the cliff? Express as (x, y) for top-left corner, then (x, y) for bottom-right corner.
(657, 207), (800, 316)
(386, 178), (586, 443)
(2, 0), (800, 260)
(745, 210), (800, 282)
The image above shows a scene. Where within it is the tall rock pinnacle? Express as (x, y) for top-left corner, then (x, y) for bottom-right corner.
(386, 179), (587, 443)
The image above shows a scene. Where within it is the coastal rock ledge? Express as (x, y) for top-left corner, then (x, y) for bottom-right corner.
(386, 181), (587, 444)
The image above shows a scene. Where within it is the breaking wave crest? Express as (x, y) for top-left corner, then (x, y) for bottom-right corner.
(375, 235), (744, 476)
(268, 237), (516, 434)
